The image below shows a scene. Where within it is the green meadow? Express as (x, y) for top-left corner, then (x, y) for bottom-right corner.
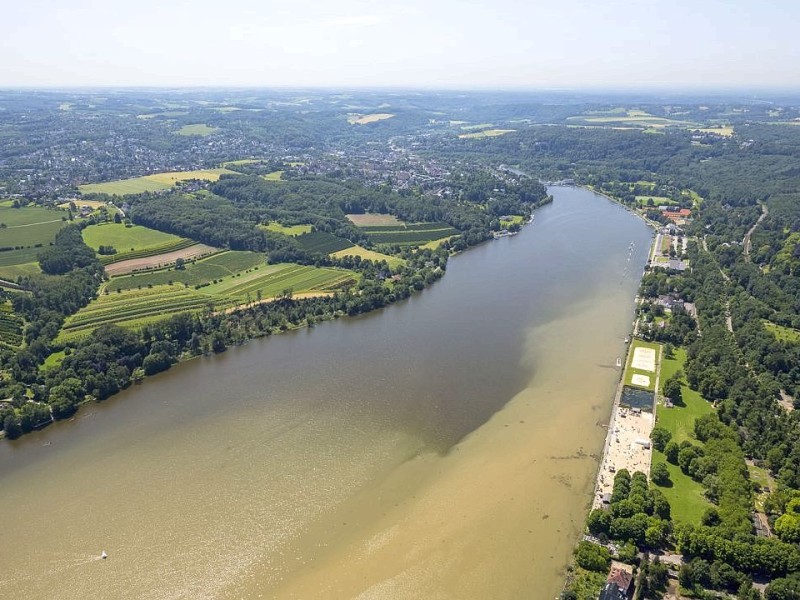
(82, 223), (184, 253)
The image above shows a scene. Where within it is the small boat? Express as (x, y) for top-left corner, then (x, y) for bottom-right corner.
(615, 357), (622, 368)
(100, 551), (108, 560)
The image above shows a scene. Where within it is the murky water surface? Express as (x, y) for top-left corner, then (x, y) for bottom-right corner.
(0, 187), (652, 599)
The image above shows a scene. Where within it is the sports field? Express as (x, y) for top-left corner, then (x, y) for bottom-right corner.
(624, 340), (660, 391)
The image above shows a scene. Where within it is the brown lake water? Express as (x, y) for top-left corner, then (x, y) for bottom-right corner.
(0, 186), (652, 599)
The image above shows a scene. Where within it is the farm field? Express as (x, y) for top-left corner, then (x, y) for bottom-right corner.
(260, 222), (313, 236)
(56, 286), (219, 344)
(201, 263), (356, 301)
(82, 223), (183, 253)
(58, 263), (357, 342)
(0, 204), (68, 227)
(175, 124), (219, 136)
(347, 213), (404, 227)
(0, 204), (69, 279)
(79, 177), (171, 195)
(690, 126), (734, 137)
(106, 251), (264, 292)
(764, 320), (800, 343)
(0, 301), (23, 349)
(295, 231), (355, 254)
(78, 168), (237, 195)
(347, 113), (395, 125)
(103, 243), (218, 275)
(458, 129), (515, 139)
(567, 111), (697, 128)
(330, 245), (404, 268)
(0, 204), (68, 248)
(361, 222), (461, 246)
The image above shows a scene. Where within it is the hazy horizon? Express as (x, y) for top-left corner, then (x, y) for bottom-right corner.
(2, 0), (799, 89)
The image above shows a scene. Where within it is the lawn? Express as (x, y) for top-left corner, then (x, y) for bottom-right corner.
(636, 195), (676, 207)
(651, 453), (712, 524)
(499, 215), (525, 227)
(260, 222), (313, 236)
(656, 348), (714, 444)
(650, 346), (715, 524)
(82, 223), (183, 253)
(623, 339), (661, 391)
(174, 124), (219, 136)
(764, 320), (800, 344)
(330, 245), (404, 268)
(262, 171), (284, 181)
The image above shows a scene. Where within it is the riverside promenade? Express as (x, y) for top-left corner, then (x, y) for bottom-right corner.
(592, 338), (662, 508)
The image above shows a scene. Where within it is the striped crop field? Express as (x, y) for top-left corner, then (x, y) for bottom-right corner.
(0, 301), (23, 349)
(56, 286), (219, 344)
(104, 244), (218, 276)
(99, 237), (197, 265)
(107, 251), (265, 292)
(201, 263), (357, 301)
(57, 263), (358, 342)
(360, 222), (460, 246)
(295, 231), (355, 254)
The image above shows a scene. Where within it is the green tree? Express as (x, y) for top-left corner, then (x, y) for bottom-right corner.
(651, 462), (671, 486)
(651, 426), (672, 451)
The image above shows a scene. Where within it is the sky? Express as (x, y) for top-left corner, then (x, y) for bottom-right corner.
(2, 0), (799, 89)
